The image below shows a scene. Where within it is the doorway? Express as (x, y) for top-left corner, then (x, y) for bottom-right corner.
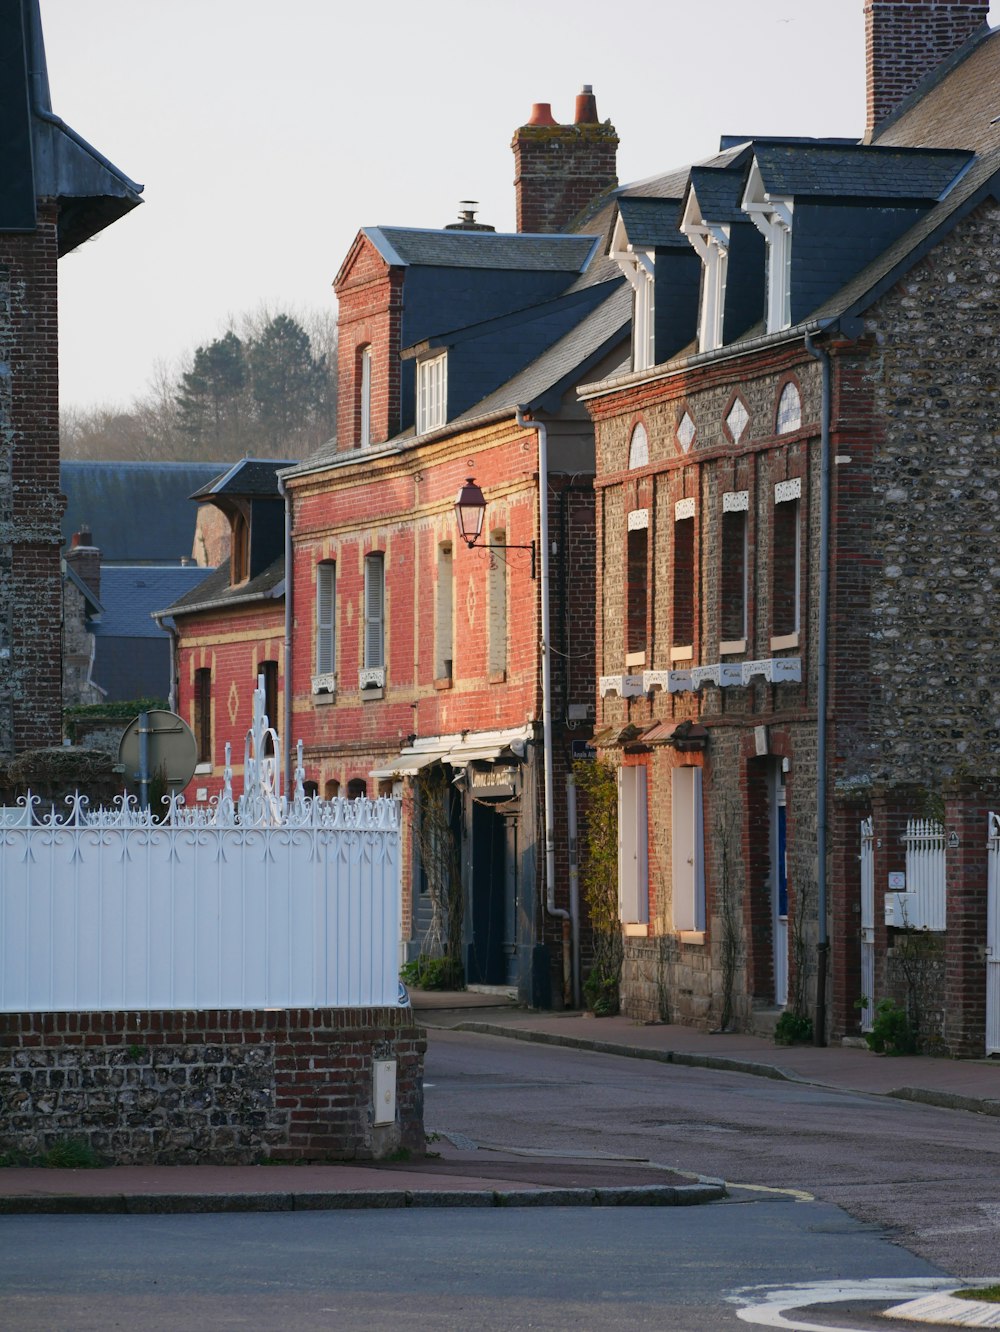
(468, 799), (518, 986)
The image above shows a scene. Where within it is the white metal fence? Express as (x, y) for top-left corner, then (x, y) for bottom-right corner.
(898, 818), (947, 931)
(0, 681), (401, 1013)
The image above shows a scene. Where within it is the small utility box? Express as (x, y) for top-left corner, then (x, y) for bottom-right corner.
(373, 1059), (397, 1126)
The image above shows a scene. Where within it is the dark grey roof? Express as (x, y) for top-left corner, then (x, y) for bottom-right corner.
(751, 143), (973, 200)
(687, 166), (749, 223)
(160, 556), (285, 619)
(616, 197), (686, 248)
(60, 462), (227, 564)
(364, 227), (599, 272)
(872, 22), (997, 149)
(620, 164), (695, 200)
(63, 563), (103, 615)
(451, 282), (631, 422)
(93, 566), (212, 638)
(190, 458), (296, 501)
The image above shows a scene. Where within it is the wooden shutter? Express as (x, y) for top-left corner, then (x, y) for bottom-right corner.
(364, 553), (384, 668)
(316, 562), (335, 674)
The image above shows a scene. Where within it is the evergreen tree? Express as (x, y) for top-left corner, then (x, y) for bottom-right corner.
(175, 331), (248, 448)
(246, 314), (326, 449)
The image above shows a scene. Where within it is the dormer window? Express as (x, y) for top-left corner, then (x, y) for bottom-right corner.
(611, 214), (656, 371)
(416, 352), (447, 434)
(742, 159), (793, 333)
(358, 345), (372, 448)
(680, 191), (729, 354)
(230, 510), (249, 585)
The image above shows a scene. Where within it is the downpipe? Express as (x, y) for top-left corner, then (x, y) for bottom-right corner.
(516, 405), (573, 1007)
(277, 471), (294, 792)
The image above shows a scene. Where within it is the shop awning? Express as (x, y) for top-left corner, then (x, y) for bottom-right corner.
(369, 726), (532, 781)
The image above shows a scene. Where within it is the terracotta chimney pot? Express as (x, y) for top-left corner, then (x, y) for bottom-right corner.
(574, 84), (599, 125)
(526, 102), (558, 127)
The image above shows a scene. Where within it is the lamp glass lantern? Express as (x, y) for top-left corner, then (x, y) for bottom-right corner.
(454, 477), (487, 547)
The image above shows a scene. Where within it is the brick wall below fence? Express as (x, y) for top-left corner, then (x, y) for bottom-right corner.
(0, 1007), (425, 1166)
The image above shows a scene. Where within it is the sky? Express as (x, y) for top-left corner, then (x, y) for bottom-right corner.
(40, 0), (1000, 414)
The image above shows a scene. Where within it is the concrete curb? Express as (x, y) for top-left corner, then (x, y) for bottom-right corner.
(453, 1021), (797, 1083)
(0, 1182), (725, 1216)
(887, 1087), (1000, 1117)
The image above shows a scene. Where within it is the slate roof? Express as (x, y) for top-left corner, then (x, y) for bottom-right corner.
(364, 227), (599, 272)
(60, 462), (226, 564)
(873, 24), (998, 151)
(190, 458), (296, 501)
(616, 197), (686, 248)
(750, 143), (973, 201)
(687, 166), (750, 223)
(93, 566), (213, 638)
(158, 556), (285, 619)
(451, 281), (631, 422)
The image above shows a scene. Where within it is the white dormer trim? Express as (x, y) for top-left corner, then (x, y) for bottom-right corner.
(742, 158), (794, 334)
(416, 351), (447, 435)
(680, 189), (729, 354)
(611, 212), (656, 371)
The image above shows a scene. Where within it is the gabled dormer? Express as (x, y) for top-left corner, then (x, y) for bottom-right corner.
(190, 460), (293, 588)
(610, 176), (700, 370)
(681, 161), (765, 353)
(740, 142), (973, 332)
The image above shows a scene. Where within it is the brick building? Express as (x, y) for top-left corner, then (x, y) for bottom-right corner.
(581, 0), (1000, 1053)
(0, 0), (142, 756)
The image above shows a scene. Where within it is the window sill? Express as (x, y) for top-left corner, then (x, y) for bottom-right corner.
(679, 930), (706, 946)
(719, 639), (746, 656)
(488, 670), (506, 685)
(770, 632), (799, 651)
(670, 645), (693, 662)
(625, 651), (646, 669)
(434, 676), (453, 691)
(360, 687), (384, 701)
(623, 921), (648, 937)
(312, 690), (336, 706)
(194, 762), (212, 776)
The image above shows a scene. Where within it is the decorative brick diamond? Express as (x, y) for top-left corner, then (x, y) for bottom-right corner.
(677, 412), (695, 451)
(726, 398), (749, 443)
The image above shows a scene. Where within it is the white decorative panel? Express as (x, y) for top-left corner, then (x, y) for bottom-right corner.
(771, 656), (802, 683)
(622, 674), (645, 698)
(726, 398), (749, 443)
(627, 508), (649, 531)
(359, 666), (386, 689)
(691, 664), (721, 689)
(723, 490), (749, 513)
(775, 477), (801, 504)
(311, 672), (337, 695)
(675, 497), (695, 521)
(643, 670), (670, 693)
(718, 662), (744, 687)
(676, 412), (695, 452)
(668, 670), (693, 693)
(600, 675), (623, 697)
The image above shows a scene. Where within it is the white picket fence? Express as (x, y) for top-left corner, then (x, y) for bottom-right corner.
(900, 818), (947, 931)
(0, 681), (401, 1013)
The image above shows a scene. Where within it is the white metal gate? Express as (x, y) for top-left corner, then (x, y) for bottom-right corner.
(901, 818), (947, 931)
(987, 813), (1000, 1055)
(860, 816), (874, 1033)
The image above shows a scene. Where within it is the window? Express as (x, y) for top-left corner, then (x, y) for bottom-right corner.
(628, 423), (649, 470)
(230, 510), (249, 584)
(416, 352), (447, 434)
(358, 345), (372, 448)
(776, 382), (802, 434)
(260, 659), (278, 756)
(194, 667), (212, 766)
(314, 560), (336, 690)
(618, 765), (649, 925)
(487, 529), (507, 679)
(435, 542), (453, 682)
(720, 491), (748, 649)
(347, 777), (367, 799)
(772, 479), (801, 644)
(672, 500), (695, 656)
(324, 778), (340, 799)
(362, 551), (385, 685)
(672, 767), (705, 932)
(626, 513), (648, 667)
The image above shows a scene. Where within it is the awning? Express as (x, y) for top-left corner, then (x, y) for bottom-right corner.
(369, 726), (532, 781)
(368, 750), (447, 781)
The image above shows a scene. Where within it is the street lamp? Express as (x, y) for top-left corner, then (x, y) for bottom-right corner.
(453, 477), (536, 579)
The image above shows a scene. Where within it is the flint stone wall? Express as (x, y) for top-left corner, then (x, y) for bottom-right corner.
(0, 1007), (425, 1165)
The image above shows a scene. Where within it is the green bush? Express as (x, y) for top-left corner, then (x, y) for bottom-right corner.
(865, 998), (916, 1055)
(774, 1010), (813, 1046)
(400, 954), (462, 991)
(43, 1138), (103, 1169)
(583, 966), (620, 1017)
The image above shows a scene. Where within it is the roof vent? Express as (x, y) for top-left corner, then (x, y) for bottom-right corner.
(444, 200), (496, 232)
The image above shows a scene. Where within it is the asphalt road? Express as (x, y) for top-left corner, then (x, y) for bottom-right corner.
(0, 1201), (946, 1331)
(424, 1027), (1000, 1279)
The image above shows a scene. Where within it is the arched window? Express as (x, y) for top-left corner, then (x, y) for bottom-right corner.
(776, 382), (802, 434)
(628, 422), (649, 470)
(347, 778), (367, 799)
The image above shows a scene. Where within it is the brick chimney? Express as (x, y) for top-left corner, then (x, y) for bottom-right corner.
(511, 85), (619, 234)
(64, 527), (101, 601)
(865, 0), (990, 139)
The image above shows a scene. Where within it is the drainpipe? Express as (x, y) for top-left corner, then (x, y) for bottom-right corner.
(152, 613), (179, 714)
(277, 471), (294, 792)
(515, 405), (573, 1007)
(805, 330), (831, 1048)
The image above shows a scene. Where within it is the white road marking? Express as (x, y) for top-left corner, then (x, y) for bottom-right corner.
(733, 1278), (966, 1331)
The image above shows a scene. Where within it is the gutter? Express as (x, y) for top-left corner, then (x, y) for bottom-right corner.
(804, 329), (832, 1048)
(151, 612), (180, 714)
(515, 406), (574, 1009)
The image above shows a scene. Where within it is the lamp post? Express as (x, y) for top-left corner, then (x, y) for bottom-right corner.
(453, 478), (535, 578)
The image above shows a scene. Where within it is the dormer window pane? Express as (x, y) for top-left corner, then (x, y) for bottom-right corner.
(359, 346), (371, 448)
(416, 353), (447, 434)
